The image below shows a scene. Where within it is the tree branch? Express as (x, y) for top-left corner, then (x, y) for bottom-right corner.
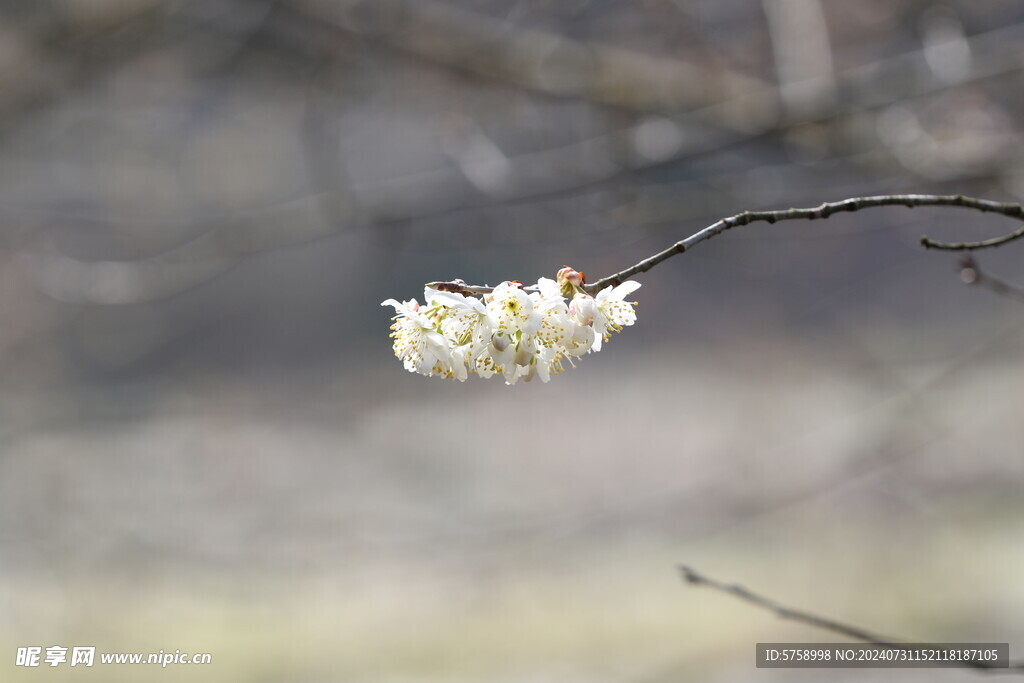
(587, 194), (1024, 291)
(427, 194), (1024, 295)
(678, 565), (1024, 673)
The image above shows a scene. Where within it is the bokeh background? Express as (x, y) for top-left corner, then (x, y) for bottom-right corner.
(1, 1), (1023, 681)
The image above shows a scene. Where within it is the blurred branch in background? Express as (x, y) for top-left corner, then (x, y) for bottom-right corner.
(290, 0), (780, 127)
(958, 255), (1024, 303)
(5, 1), (1024, 304)
(762, 0), (836, 119)
(678, 565), (1024, 672)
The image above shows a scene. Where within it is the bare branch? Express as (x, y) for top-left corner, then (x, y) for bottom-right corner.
(678, 565), (1024, 673)
(587, 194), (1024, 291)
(431, 194), (1024, 294)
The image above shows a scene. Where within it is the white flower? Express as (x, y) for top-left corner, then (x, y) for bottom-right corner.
(529, 277), (574, 355)
(381, 298), (456, 377)
(592, 281), (641, 352)
(382, 272), (641, 383)
(473, 282), (534, 382)
(485, 281), (534, 335)
(447, 344), (470, 382)
(427, 289), (484, 346)
(564, 322), (596, 357)
(569, 292), (596, 326)
(519, 344), (564, 383)
(420, 287), (489, 382)
(501, 278), (578, 383)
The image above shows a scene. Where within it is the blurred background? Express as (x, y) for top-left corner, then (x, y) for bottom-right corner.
(1, 0), (1023, 681)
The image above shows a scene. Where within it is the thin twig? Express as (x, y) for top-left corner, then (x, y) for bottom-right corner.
(678, 565), (1024, 673)
(678, 565), (897, 644)
(427, 194), (1024, 294)
(923, 227), (1024, 251)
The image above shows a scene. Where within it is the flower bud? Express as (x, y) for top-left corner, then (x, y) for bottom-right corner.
(556, 266), (585, 297)
(491, 330), (510, 352)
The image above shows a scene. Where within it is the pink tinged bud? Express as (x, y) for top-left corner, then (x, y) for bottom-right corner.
(491, 330), (510, 352)
(570, 293), (596, 326)
(557, 266), (585, 288)
(557, 266), (586, 298)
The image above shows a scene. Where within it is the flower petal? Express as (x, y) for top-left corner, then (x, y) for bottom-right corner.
(610, 280), (641, 299)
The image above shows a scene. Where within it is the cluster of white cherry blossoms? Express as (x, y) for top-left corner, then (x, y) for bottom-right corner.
(382, 267), (640, 384)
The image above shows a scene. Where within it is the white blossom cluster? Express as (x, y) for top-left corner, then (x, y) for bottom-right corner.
(382, 268), (640, 384)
